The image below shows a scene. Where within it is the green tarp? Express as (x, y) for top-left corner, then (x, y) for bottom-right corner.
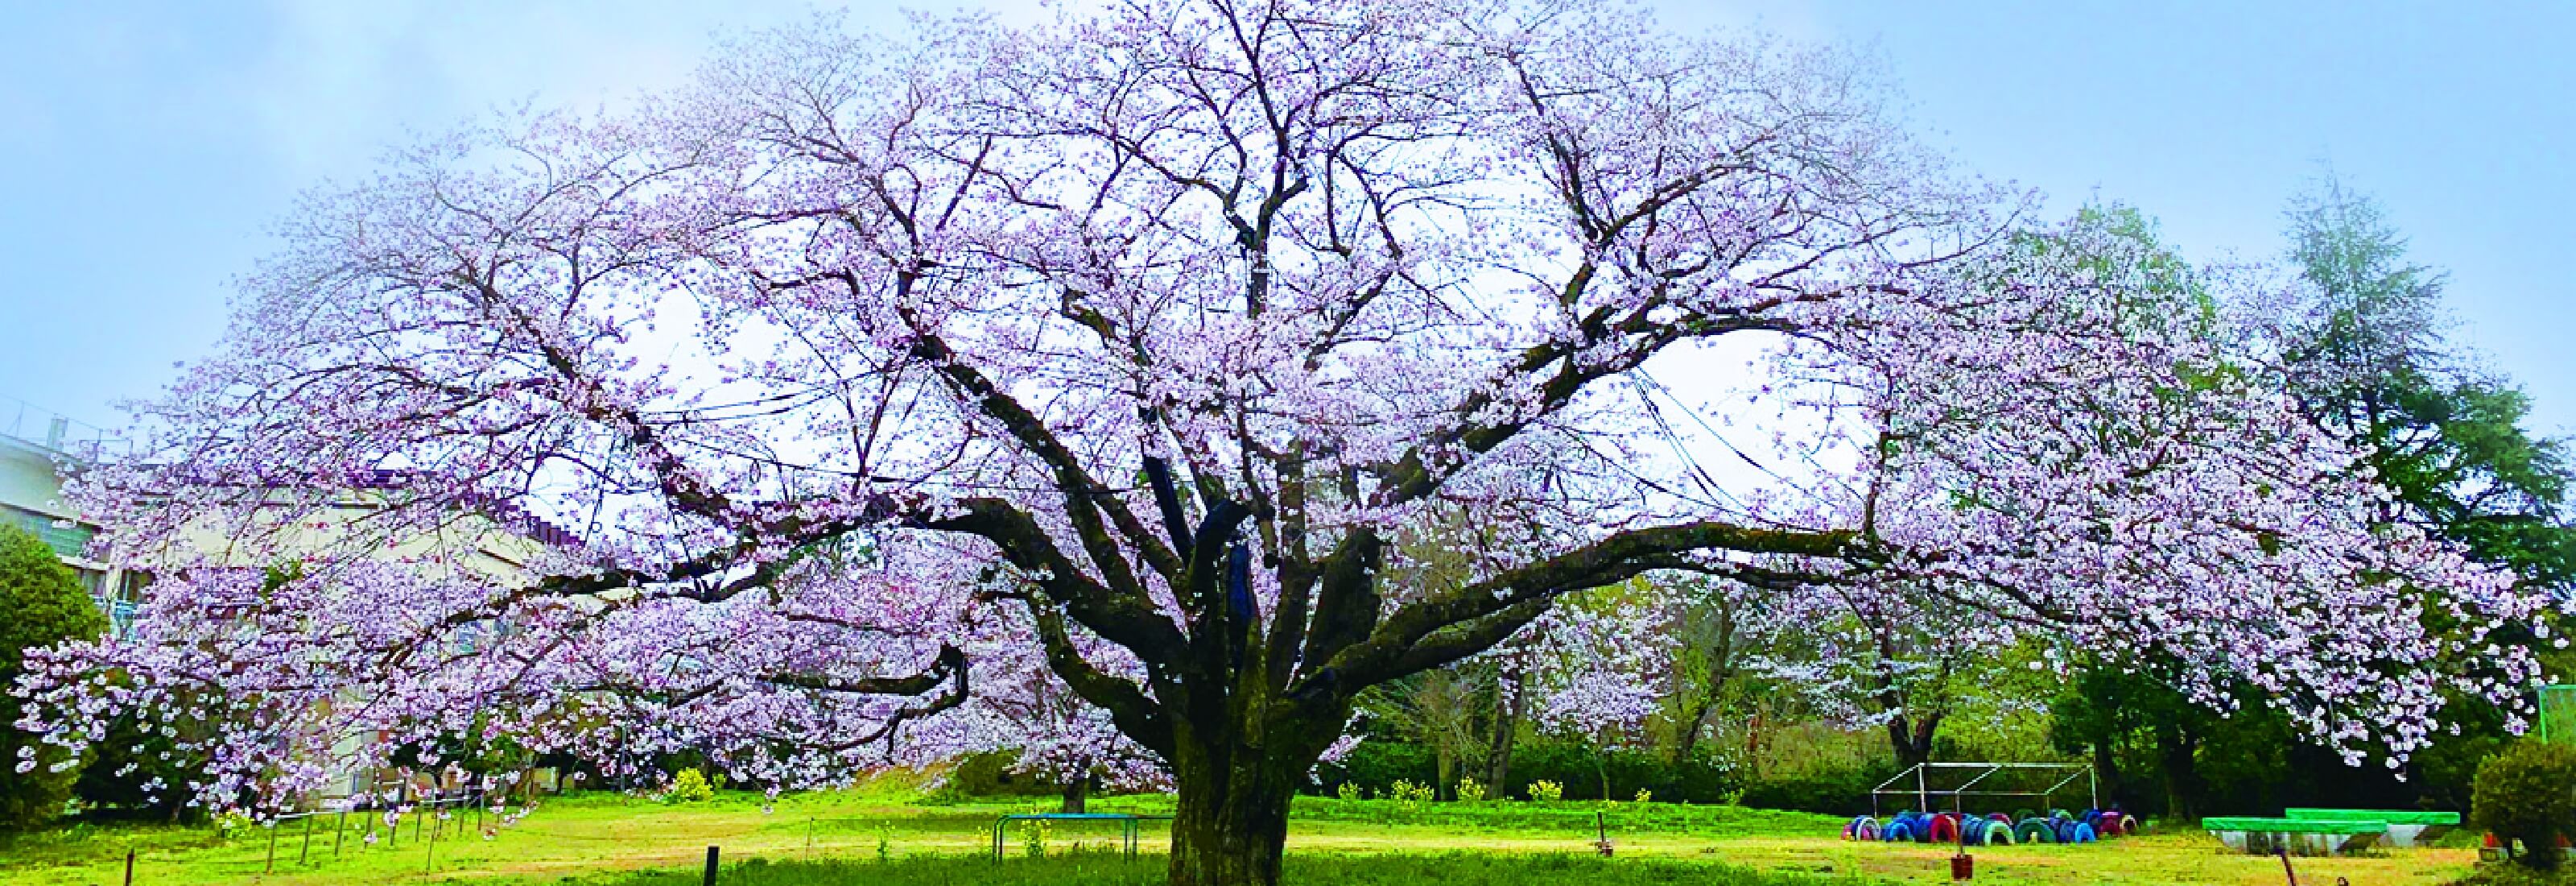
(2201, 817), (2387, 835)
(2283, 808), (2459, 826)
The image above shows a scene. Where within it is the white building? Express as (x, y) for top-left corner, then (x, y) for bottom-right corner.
(0, 398), (145, 635)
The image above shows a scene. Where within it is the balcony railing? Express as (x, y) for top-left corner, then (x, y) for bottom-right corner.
(92, 594), (139, 639)
(0, 395), (130, 461)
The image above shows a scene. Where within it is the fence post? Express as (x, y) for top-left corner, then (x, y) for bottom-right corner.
(301, 812), (314, 864)
(334, 808), (346, 857)
(265, 821), (278, 873)
(122, 849), (134, 886)
(703, 845), (721, 886)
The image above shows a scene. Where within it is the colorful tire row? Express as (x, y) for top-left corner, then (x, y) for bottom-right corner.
(1844, 809), (2137, 845)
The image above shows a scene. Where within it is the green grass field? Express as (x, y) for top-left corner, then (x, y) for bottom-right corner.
(0, 789), (2483, 886)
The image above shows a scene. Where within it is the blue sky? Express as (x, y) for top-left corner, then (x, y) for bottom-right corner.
(2, 1), (2569, 437)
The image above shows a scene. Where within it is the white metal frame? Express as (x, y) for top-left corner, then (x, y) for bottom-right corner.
(1870, 762), (2096, 818)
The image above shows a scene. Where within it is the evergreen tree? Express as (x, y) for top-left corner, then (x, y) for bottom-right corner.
(0, 525), (107, 830)
(2282, 176), (2576, 588)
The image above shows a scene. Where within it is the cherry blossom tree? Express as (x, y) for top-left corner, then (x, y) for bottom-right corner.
(10, 2), (2556, 884)
(1746, 582), (2033, 768)
(1524, 593), (1667, 800)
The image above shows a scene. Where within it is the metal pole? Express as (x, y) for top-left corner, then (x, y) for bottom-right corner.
(302, 813), (314, 864)
(1917, 765), (1929, 814)
(703, 845), (720, 886)
(266, 821), (278, 873)
(122, 849), (134, 886)
(335, 809), (346, 857)
(2088, 768), (2099, 812)
(2277, 846), (2299, 886)
(425, 809), (438, 875)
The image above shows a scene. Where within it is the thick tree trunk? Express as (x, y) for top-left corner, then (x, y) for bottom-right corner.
(1166, 738), (1305, 886)
(1886, 714), (1942, 771)
(2157, 723), (2200, 820)
(1061, 773), (1089, 814)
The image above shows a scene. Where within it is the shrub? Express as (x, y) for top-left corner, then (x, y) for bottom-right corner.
(1501, 742), (1740, 802)
(1528, 780), (1565, 802)
(667, 768), (716, 803)
(1734, 762), (1895, 817)
(1455, 779), (1486, 802)
(1310, 740), (1744, 804)
(1311, 740), (1437, 799)
(1387, 779), (1435, 804)
(0, 525), (107, 832)
(939, 750), (1060, 799)
(2471, 741), (2576, 870)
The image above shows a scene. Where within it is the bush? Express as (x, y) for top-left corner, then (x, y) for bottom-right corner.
(1387, 779), (1435, 804)
(0, 525), (108, 832)
(2472, 741), (2576, 870)
(1734, 762), (1895, 817)
(939, 750), (1060, 799)
(1308, 741), (1752, 803)
(1527, 780), (1564, 802)
(666, 768), (717, 803)
(1501, 743), (1740, 803)
(1311, 741), (1744, 804)
(1311, 740), (1438, 799)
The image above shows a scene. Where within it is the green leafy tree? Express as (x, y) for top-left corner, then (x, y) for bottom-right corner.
(0, 525), (107, 830)
(2281, 176), (2576, 588)
(2050, 663), (2215, 818)
(2471, 742), (2576, 870)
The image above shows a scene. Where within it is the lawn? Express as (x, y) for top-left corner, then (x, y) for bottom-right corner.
(0, 789), (2482, 886)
